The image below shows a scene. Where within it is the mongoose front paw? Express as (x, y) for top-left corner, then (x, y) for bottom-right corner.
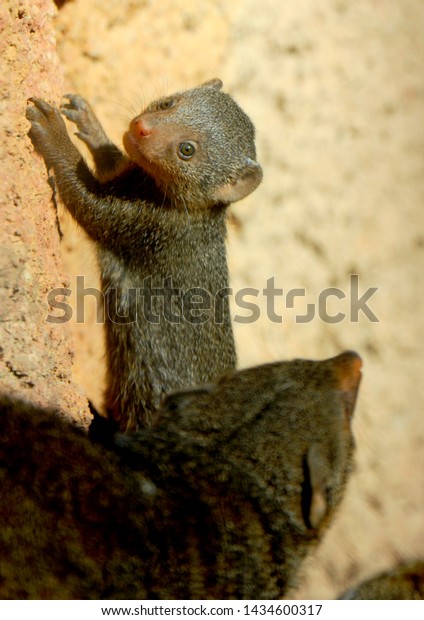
(26, 98), (71, 168)
(61, 94), (109, 149)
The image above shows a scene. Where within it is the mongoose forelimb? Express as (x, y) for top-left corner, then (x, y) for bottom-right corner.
(26, 80), (263, 431)
(0, 351), (361, 599)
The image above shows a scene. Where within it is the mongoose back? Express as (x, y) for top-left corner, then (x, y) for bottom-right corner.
(340, 561), (424, 600)
(26, 80), (263, 431)
(0, 351), (361, 599)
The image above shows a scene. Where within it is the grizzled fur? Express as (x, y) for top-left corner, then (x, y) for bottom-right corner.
(340, 561), (424, 600)
(26, 80), (262, 431)
(0, 352), (360, 599)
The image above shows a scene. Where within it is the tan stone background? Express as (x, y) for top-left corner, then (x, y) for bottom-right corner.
(3, 0), (424, 600)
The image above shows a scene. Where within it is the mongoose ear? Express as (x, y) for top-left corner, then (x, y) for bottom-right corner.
(212, 159), (263, 205)
(201, 78), (223, 90)
(304, 443), (330, 530)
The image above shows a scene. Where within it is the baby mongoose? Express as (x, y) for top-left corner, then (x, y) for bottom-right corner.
(340, 561), (424, 600)
(26, 80), (263, 431)
(0, 351), (361, 599)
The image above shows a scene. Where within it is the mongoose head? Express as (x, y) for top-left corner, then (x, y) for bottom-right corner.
(123, 79), (263, 210)
(152, 351), (361, 534)
(119, 351), (361, 547)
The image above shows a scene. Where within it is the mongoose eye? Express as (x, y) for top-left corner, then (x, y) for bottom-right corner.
(178, 142), (196, 160)
(158, 97), (175, 111)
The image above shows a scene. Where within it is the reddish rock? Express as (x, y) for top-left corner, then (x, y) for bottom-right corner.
(0, 0), (90, 428)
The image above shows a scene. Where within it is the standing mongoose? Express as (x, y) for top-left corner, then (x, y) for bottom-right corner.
(340, 561), (424, 600)
(26, 80), (263, 431)
(0, 351), (361, 599)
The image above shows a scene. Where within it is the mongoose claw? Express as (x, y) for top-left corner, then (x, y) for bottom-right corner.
(62, 93), (88, 107)
(61, 94), (90, 121)
(26, 98), (66, 128)
(26, 98), (71, 167)
(61, 94), (108, 149)
(26, 97), (55, 118)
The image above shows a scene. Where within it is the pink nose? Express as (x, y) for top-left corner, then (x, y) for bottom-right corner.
(132, 117), (151, 137)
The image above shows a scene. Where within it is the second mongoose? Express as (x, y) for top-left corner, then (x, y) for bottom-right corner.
(26, 80), (262, 431)
(0, 351), (361, 599)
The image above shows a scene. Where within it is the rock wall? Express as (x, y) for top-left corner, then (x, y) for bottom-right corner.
(2, 0), (423, 599)
(0, 0), (89, 426)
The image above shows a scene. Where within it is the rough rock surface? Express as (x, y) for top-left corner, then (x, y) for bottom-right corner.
(3, 0), (423, 599)
(0, 0), (90, 426)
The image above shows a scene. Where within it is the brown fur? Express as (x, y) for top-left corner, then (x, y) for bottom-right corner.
(0, 352), (360, 599)
(341, 561), (424, 600)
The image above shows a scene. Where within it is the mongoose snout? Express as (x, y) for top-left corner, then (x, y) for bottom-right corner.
(129, 116), (152, 137)
(329, 350), (362, 417)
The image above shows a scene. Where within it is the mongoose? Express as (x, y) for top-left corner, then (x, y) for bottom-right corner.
(0, 351), (361, 599)
(25, 80), (262, 431)
(340, 561), (424, 600)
